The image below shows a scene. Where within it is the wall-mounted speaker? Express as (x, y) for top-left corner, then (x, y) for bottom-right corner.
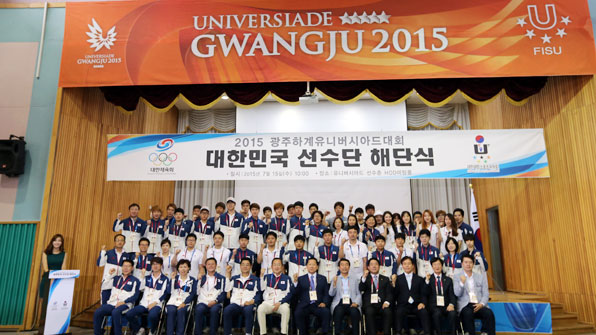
(0, 135), (26, 177)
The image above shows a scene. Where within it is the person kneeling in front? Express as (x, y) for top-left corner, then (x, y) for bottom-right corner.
(93, 259), (140, 335)
(257, 257), (294, 335)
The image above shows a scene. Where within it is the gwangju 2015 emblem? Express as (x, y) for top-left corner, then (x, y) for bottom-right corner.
(76, 18), (122, 68)
(86, 18), (117, 51)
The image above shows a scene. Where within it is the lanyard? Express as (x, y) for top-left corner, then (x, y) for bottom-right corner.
(349, 243), (359, 258)
(378, 251), (385, 266)
(185, 249), (196, 263)
(252, 218), (258, 232)
(435, 276), (443, 295)
(197, 221), (207, 234)
(129, 218), (136, 232)
(405, 224), (413, 236)
(297, 250), (303, 265)
(151, 219), (159, 233)
(421, 245), (429, 260)
(371, 275), (379, 292)
(178, 278), (189, 294)
(211, 248), (225, 265)
(175, 223), (181, 235)
(325, 246), (332, 261)
(238, 277), (252, 290)
(151, 275), (160, 289)
(449, 254), (456, 270)
(118, 276), (131, 290)
(274, 217), (283, 231)
(139, 254), (147, 269)
(206, 276), (217, 290)
(271, 275), (282, 289)
(237, 249), (247, 262)
(334, 232), (341, 246)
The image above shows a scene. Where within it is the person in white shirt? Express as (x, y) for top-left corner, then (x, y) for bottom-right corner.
(93, 260), (140, 335)
(380, 211), (398, 250)
(166, 260), (197, 335)
(439, 213), (463, 255)
(258, 232), (286, 276)
(176, 234), (204, 280)
(331, 218), (348, 247)
(257, 258), (294, 335)
(338, 226), (368, 279)
(418, 210), (442, 250)
(156, 239), (176, 277)
(204, 231), (233, 276)
(223, 257), (262, 335)
(125, 257), (170, 335)
(194, 258), (227, 335)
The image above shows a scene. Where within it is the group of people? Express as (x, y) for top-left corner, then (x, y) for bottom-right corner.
(93, 197), (495, 335)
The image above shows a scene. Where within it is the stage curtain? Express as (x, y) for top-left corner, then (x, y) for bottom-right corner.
(174, 109), (235, 212)
(100, 77), (547, 112)
(408, 104), (472, 217)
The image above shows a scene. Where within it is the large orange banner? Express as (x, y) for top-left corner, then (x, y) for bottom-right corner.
(59, 0), (596, 87)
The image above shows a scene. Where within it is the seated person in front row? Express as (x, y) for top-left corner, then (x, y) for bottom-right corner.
(393, 256), (430, 335)
(294, 257), (331, 335)
(258, 232), (286, 276)
(194, 258), (227, 335)
(223, 257), (262, 335)
(125, 257), (169, 335)
(360, 258), (393, 335)
(166, 260), (197, 335)
(329, 258), (362, 335)
(257, 258), (294, 335)
(93, 259), (140, 335)
(425, 257), (457, 335)
(454, 255), (495, 335)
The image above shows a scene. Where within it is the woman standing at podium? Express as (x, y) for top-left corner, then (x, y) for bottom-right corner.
(39, 234), (67, 333)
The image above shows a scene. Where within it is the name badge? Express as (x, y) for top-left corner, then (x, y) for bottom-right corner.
(309, 291), (318, 301)
(408, 296), (414, 304)
(380, 267), (390, 277)
(175, 295), (183, 305)
(469, 292), (479, 304)
(436, 295), (445, 307)
(342, 296), (350, 304)
(370, 293), (379, 304)
(353, 259), (361, 268)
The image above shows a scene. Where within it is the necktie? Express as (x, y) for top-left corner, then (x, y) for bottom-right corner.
(310, 275), (315, 289)
(373, 275), (378, 291)
(437, 276), (442, 295)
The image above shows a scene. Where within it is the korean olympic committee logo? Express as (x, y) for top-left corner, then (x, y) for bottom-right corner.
(149, 138), (177, 166)
(473, 135), (490, 163)
(86, 18), (117, 52)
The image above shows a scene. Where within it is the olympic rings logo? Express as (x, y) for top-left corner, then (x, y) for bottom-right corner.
(148, 152), (178, 166)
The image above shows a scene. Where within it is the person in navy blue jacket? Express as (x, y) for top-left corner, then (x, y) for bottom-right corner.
(453, 208), (474, 237)
(194, 257), (227, 335)
(294, 257), (332, 335)
(257, 258), (294, 335)
(219, 197), (245, 249)
(113, 203), (147, 253)
(146, 206), (167, 254)
(460, 234), (489, 272)
(165, 259), (197, 335)
(133, 237), (155, 280)
(241, 203), (268, 253)
(93, 259), (141, 335)
(97, 234), (135, 304)
(223, 257), (262, 335)
(125, 257), (169, 335)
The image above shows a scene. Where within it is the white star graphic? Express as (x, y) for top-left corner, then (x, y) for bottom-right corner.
(350, 12), (361, 24)
(339, 12), (352, 25)
(561, 16), (571, 25)
(359, 11), (371, 24)
(556, 28), (567, 38)
(369, 11), (380, 24)
(377, 11), (391, 24)
(525, 29), (536, 39)
(516, 17), (527, 27)
(541, 34), (552, 44)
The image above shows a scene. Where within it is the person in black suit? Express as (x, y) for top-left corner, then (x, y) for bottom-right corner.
(359, 258), (393, 335)
(393, 256), (431, 335)
(294, 257), (331, 335)
(426, 257), (457, 335)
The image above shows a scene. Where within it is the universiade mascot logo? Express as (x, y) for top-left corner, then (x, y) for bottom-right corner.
(149, 138), (178, 166)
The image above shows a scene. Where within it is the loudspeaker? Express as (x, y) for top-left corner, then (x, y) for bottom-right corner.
(0, 138), (26, 177)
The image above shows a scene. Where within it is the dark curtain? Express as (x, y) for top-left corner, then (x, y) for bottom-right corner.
(101, 77), (547, 112)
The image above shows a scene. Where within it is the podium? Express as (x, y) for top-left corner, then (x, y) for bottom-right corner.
(43, 270), (80, 335)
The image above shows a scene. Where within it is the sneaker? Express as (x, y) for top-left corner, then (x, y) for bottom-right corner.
(137, 329), (145, 335)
